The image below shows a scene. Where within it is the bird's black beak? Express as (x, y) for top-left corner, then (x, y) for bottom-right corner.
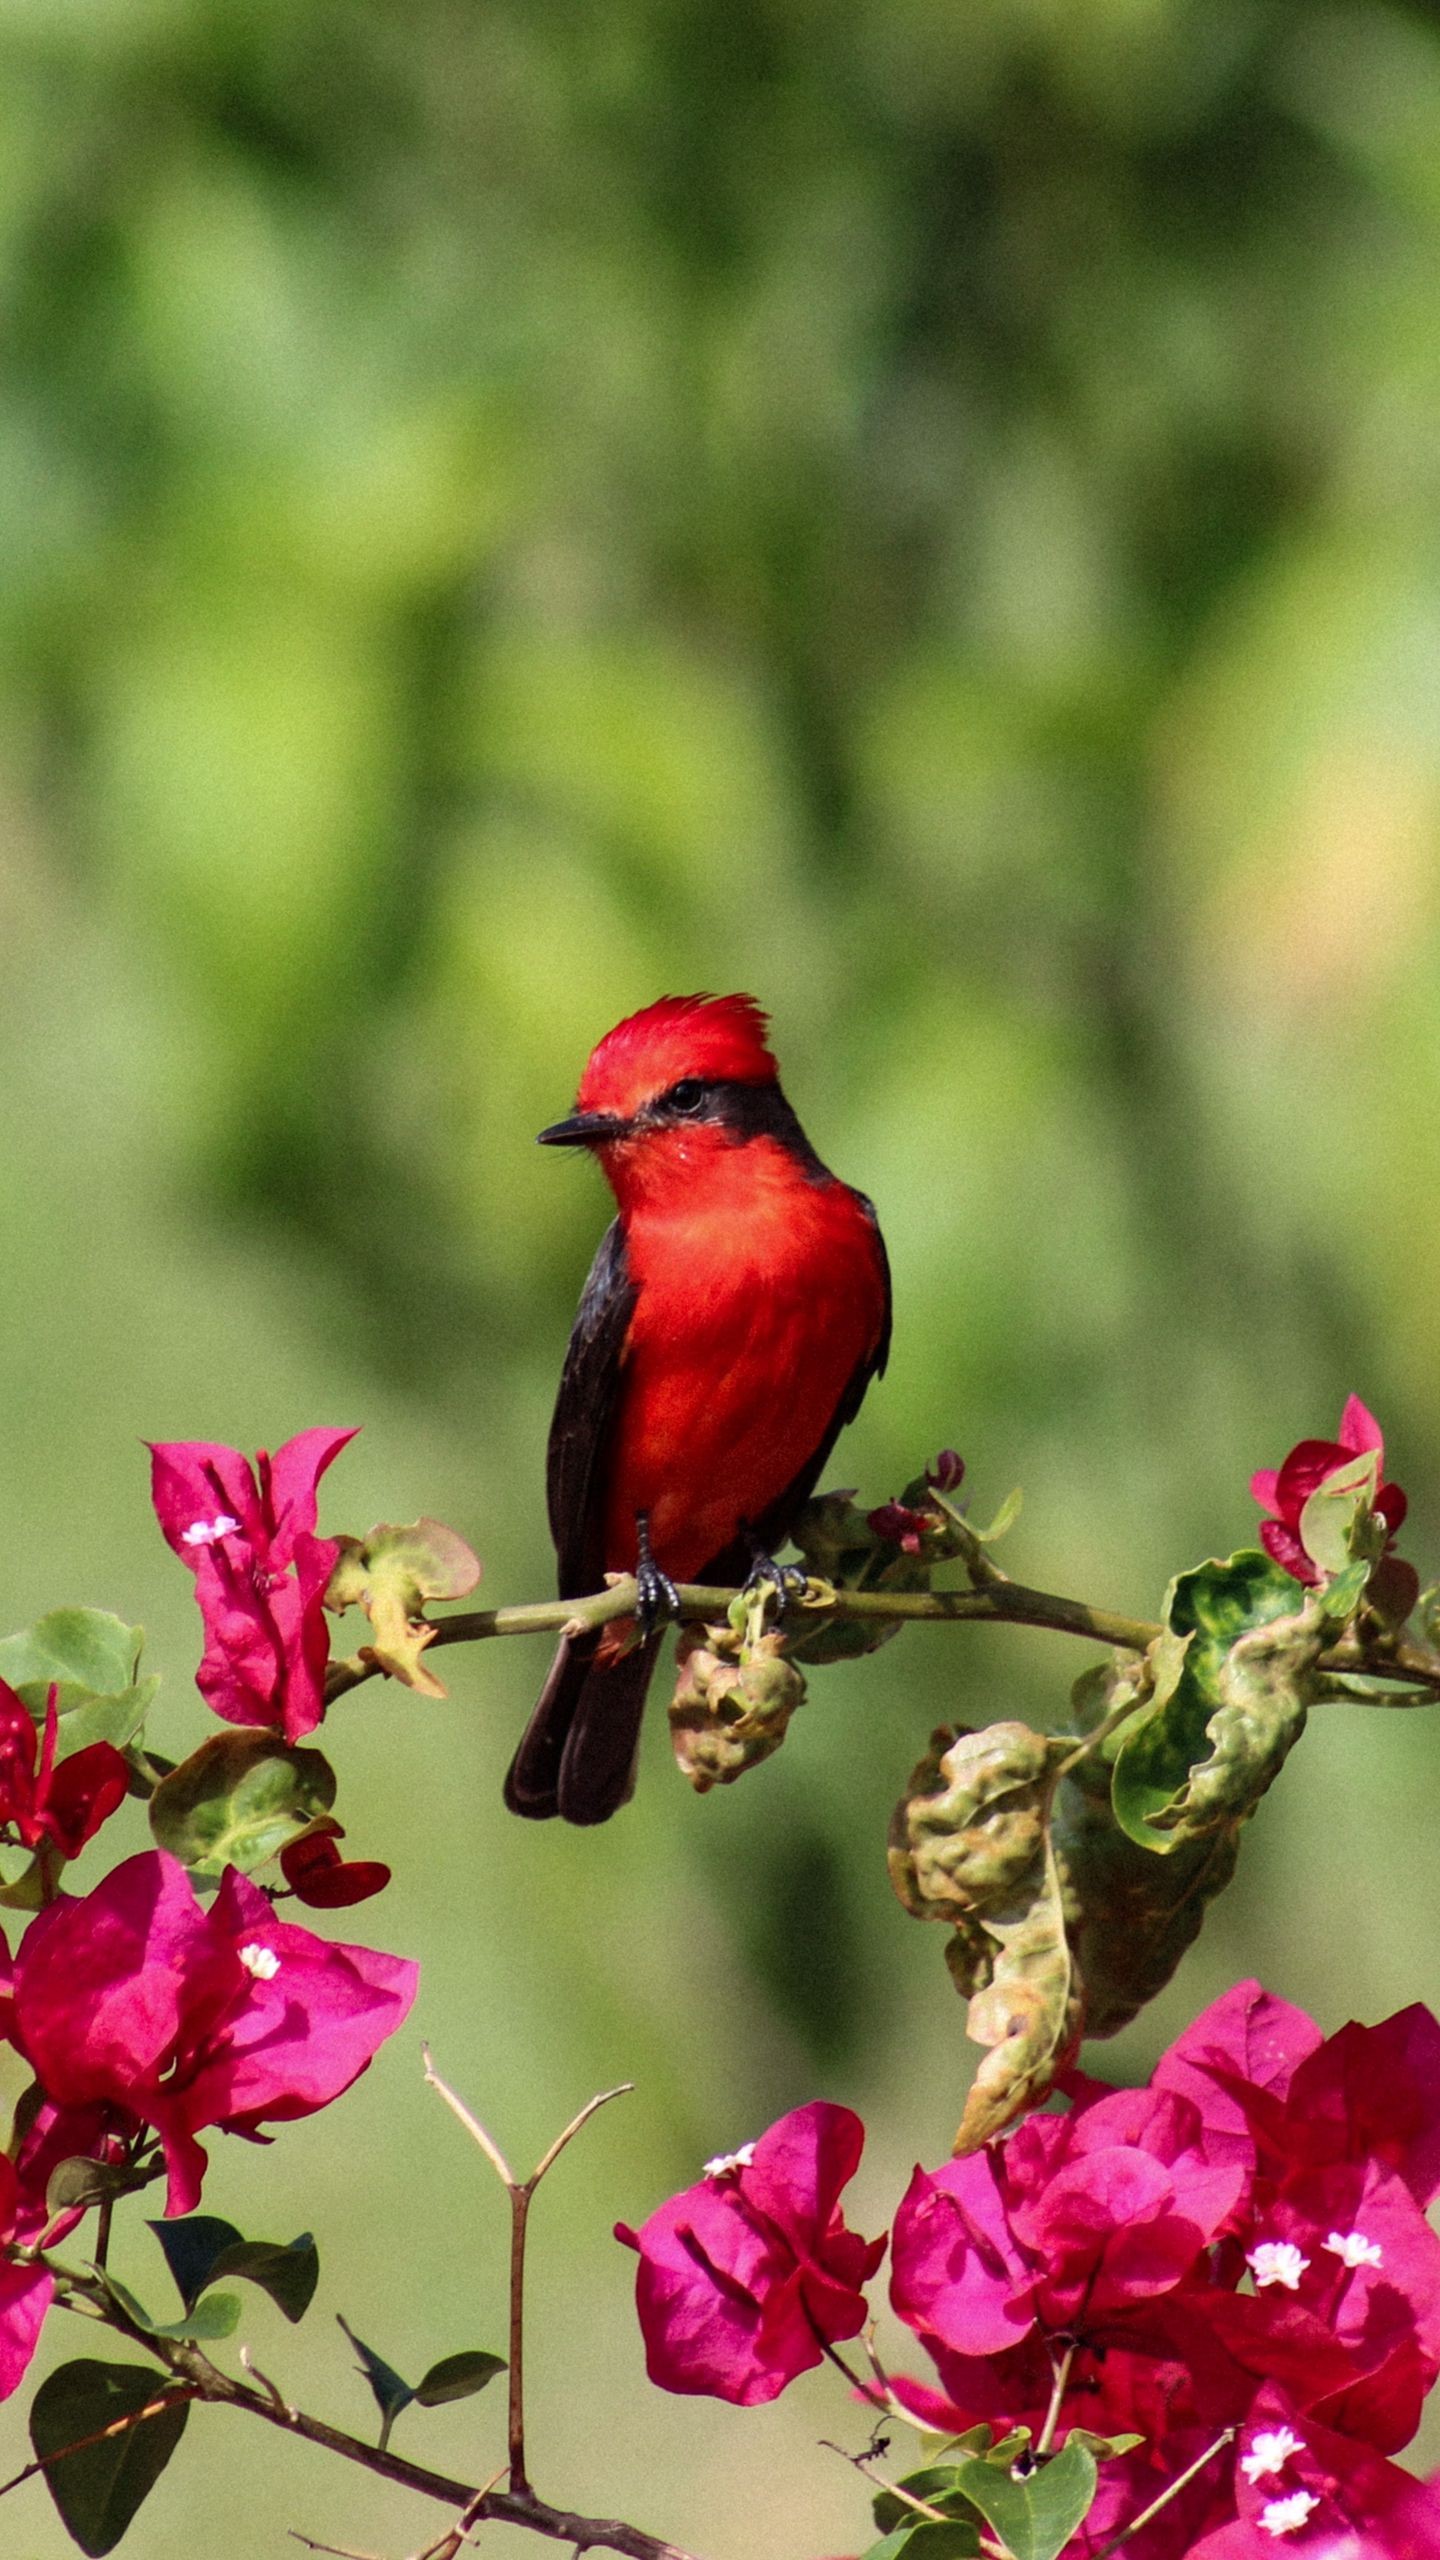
(536, 1111), (627, 1147)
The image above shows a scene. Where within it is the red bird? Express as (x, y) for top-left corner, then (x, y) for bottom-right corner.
(506, 993), (891, 1825)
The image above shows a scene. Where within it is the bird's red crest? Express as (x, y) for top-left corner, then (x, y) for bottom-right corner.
(576, 994), (778, 1118)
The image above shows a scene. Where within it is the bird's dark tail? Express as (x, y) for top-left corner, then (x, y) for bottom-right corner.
(503, 1630), (663, 1824)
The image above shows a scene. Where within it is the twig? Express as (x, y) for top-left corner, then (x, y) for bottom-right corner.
(1090, 2425), (1236, 2557)
(423, 2063), (633, 2503)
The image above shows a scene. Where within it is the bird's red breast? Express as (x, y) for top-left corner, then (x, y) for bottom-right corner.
(600, 1130), (887, 1581)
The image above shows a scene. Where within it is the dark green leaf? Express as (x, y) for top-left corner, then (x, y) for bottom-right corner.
(337, 2313), (414, 2430)
(147, 2216), (243, 2311)
(208, 2235), (319, 2324)
(148, 2218), (319, 2323)
(413, 2349), (506, 2406)
(29, 2359), (189, 2556)
(148, 1732), (336, 1877)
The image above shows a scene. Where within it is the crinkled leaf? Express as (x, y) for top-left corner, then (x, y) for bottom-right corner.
(1111, 1553), (1323, 1852)
(1054, 1665), (1242, 2040)
(149, 2217), (319, 2324)
(148, 1731), (336, 1877)
(0, 1610), (157, 1755)
(326, 1519), (481, 1698)
(29, 2359), (189, 2555)
(950, 2441), (1099, 2560)
(889, 1723), (1056, 1924)
(413, 2349), (506, 2406)
(952, 1798), (1081, 2152)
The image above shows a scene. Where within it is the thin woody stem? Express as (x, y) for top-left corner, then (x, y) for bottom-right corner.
(1090, 2425), (1236, 2558)
(324, 1571), (1440, 1707)
(325, 1575), (1163, 1702)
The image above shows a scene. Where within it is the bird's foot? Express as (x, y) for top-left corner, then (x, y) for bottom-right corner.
(741, 1534), (808, 1619)
(634, 1512), (681, 1639)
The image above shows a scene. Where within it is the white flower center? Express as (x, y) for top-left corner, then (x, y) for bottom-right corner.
(1259, 2490), (1319, 2537)
(182, 1513), (241, 1547)
(1242, 2428), (1305, 2483)
(1323, 2228), (1382, 2270)
(1248, 2241), (1309, 2291)
(702, 2142), (756, 2180)
(238, 1941), (280, 1981)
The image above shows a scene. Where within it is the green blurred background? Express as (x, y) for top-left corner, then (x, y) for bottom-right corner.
(4, 0), (1440, 2549)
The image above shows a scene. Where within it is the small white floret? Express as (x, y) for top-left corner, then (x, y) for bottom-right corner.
(1259, 2489), (1319, 2537)
(702, 2142), (756, 2180)
(1248, 2241), (1309, 2291)
(1242, 2427), (1305, 2483)
(1323, 2228), (1383, 2270)
(238, 1942), (281, 1981)
(182, 1514), (241, 1547)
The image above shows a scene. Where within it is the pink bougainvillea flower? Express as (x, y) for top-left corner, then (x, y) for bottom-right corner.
(891, 2084), (1247, 2362)
(279, 1824), (391, 1909)
(1251, 1397), (1417, 1619)
(615, 2102), (885, 2406)
(0, 1681), (127, 1861)
(10, 1849), (417, 2215)
(148, 1427), (357, 1742)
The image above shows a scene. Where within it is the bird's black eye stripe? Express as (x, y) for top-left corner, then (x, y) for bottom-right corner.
(661, 1078), (708, 1116)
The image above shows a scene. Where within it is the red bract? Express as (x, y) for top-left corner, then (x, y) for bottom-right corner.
(0, 1681), (127, 1860)
(615, 2102), (885, 2406)
(9, 1850), (417, 2215)
(149, 1427), (356, 1742)
(279, 1826), (391, 1908)
(1251, 1396), (1416, 1619)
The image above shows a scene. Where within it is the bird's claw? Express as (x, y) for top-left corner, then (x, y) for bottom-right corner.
(741, 1547), (808, 1618)
(634, 1512), (681, 1639)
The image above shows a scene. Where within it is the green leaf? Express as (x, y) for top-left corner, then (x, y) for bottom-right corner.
(949, 2442), (1098, 2560)
(29, 2359), (189, 2555)
(873, 2465), (983, 2528)
(148, 1731), (336, 1876)
(148, 2217), (320, 2323)
(0, 1610), (158, 1756)
(860, 2527), (979, 2559)
(1297, 1450), (1378, 1580)
(47, 2157), (150, 2217)
(1064, 2428), (1144, 2460)
(1111, 1552), (1322, 1852)
(413, 2349), (507, 2406)
(94, 2271), (240, 2344)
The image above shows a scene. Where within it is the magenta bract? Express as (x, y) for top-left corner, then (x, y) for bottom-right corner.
(149, 1427), (357, 1742)
(615, 2101), (885, 2406)
(1250, 1395), (1415, 1615)
(9, 1849), (417, 2215)
(0, 1681), (127, 1860)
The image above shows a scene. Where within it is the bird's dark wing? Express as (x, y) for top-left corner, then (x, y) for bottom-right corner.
(546, 1216), (637, 1598)
(704, 1189), (892, 1579)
